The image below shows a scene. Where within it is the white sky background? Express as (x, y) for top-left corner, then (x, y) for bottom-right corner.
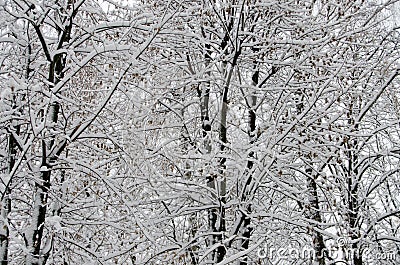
(98, 0), (138, 12)
(390, 1), (400, 26)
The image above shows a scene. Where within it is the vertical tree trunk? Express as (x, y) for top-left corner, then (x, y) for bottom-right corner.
(26, 100), (60, 265)
(0, 189), (10, 265)
(305, 168), (326, 265)
(296, 89), (326, 265)
(215, 46), (241, 263)
(1, 126), (16, 265)
(23, 1), (76, 261)
(346, 99), (362, 265)
(238, 55), (258, 265)
(26, 21), (67, 263)
(198, 35), (216, 263)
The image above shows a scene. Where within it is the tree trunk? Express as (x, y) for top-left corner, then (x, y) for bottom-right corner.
(238, 57), (258, 265)
(306, 168), (326, 265)
(26, 28), (65, 263)
(346, 99), (362, 265)
(296, 89), (326, 265)
(198, 37), (217, 263)
(1, 128), (16, 265)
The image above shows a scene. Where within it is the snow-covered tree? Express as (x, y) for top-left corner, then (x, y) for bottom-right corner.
(1, 0), (400, 265)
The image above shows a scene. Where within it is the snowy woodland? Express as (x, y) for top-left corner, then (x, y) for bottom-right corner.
(1, 0), (400, 264)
